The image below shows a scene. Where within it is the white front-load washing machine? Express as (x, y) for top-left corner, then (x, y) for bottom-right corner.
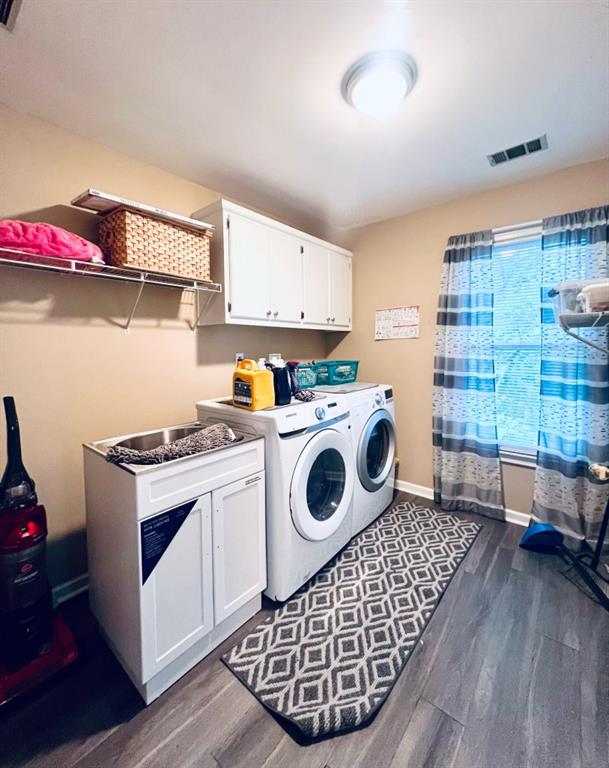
(196, 395), (355, 601)
(314, 383), (396, 536)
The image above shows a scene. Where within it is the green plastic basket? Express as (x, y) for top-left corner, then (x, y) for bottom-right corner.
(294, 364), (317, 389)
(314, 360), (359, 385)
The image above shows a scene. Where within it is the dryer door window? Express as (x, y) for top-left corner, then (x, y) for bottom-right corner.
(306, 448), (345, 522)
(358, 410), (396, 492)
(290, 429), (355, 541)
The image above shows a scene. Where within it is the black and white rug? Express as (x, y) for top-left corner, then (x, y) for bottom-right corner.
(222, 501), (481, 739)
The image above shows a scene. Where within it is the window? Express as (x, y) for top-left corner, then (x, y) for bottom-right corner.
(491, 232), (542, 455)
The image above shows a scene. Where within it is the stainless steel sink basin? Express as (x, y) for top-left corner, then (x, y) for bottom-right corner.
(115, 426), (203, 452)
(84, 421), (251, 474)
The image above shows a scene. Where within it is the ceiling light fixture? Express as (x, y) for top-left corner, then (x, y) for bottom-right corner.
(342, 51), (417, 121)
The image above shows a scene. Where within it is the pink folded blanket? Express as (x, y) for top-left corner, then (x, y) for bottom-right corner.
(0, 220), (104, 263)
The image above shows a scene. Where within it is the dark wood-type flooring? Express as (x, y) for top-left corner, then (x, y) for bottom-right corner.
(2, 492), (608, 768)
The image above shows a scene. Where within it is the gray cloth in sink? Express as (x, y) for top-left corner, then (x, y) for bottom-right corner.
(106, 423), (238, 465)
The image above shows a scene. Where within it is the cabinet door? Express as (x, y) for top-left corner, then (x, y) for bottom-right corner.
(268, 229), (303, 324)
(302, 242), (330, 326)
(329, 250), (352, 328)
(212, 473), (266, 624)
(140, 494), (213, 681)
(227, 213), (271, 321)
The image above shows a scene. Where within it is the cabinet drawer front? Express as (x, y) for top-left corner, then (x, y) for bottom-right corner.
(138, 438), (265, 518)
(212, 473), (267, 625)
(140, 494), (213, 681)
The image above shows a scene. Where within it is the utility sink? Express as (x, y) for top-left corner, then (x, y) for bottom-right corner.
(85, 421), (249, 475)
(115, 426), (203, 452)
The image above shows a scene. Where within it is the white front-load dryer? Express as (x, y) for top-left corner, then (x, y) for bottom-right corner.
(196, 395), (355, 601)
(314, 384), (396, 536)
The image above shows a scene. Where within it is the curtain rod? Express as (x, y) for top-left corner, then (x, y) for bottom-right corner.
(492, 219), (542, 235)
(492, 219), (542, 244)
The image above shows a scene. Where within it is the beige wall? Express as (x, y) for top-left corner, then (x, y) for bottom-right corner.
(2, 105), (607, 588)
(0, 107), (327, 588)
(330, 158), (609, 514)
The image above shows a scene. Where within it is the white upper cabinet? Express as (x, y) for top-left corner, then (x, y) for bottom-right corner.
(227, 213), (271, 321)
(302, 242), (330, 326)
(268, 229), (304, 325)
(192, 199), (352, 332)
(303, 243), (352, 329)
(329, 250), (352, 328)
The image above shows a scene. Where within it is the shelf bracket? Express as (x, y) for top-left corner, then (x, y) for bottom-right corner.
(561, 326), (608, 354)
(124, 276), (147, 334)
(190, 290), (214, 331)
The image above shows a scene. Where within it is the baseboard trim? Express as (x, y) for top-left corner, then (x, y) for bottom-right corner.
(394, 479), (531, 528)
(504, 508), (531, 528)
(48, 488), (532, 606)
(394, 479), (434, 500)
(52, 573), (89, 606)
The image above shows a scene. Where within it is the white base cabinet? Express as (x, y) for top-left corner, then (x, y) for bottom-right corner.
(83, 429), (266, 705)
(192, 199), (352, 332)
(212, 475), (266, 624)
(140, 493), (214, 682)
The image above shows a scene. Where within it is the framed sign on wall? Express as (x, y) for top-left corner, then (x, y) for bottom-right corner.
(374, 305), (420, 340)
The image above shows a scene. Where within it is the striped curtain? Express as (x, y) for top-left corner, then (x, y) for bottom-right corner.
(433, 231), (505, 520)
(533, 206), (609, 548)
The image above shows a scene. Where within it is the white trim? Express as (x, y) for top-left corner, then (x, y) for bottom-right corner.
(52, 573), (88, 606)
(393, 479), (434, 500)
(499, 448), (537, 468)
(504, 508), (531, 528)
(393, 479), (531, 528)
(492, 220), (542, 244)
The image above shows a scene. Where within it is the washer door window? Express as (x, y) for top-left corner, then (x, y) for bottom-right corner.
(290, 429), (355, 541)
(357, 410), (396, 492)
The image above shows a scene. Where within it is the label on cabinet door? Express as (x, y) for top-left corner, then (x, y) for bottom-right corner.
(140, 499), (198, 584)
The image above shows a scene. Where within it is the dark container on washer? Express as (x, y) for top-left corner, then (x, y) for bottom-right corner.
(266, 364), (292, 406)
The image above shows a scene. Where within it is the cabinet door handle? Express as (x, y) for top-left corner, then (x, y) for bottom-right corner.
(326, 316), (331, 322)
(331, 317), (336, 323)
(273, 311), (279, 318)
(266, 309), (272, 317)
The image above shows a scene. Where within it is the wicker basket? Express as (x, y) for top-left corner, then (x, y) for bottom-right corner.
(98, 208), (212, 281)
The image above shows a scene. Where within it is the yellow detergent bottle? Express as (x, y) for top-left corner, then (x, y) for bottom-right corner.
(232, 359), (275, 410)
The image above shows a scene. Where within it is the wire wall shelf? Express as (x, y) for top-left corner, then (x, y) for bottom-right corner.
(0, 247), (222, 332)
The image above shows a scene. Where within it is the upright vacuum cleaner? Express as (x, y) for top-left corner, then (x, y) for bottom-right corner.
(520, 463), (609, 611)
(0, 396), (77, 706)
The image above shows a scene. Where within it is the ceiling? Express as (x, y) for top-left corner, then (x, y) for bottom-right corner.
(1, 0), (608, 240)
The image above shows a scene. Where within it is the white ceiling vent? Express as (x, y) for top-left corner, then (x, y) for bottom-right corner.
(487, 134), (548, 167)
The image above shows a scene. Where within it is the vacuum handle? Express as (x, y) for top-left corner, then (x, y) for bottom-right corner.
(3, 396), (17, 425)
(3, 396), (24, 471)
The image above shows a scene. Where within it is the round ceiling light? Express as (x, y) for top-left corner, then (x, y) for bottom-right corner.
(342, 51), (417, 121)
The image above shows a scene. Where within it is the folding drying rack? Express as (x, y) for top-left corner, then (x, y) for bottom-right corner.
(556, 310), (609, 353)
(533, 283), (609, 607)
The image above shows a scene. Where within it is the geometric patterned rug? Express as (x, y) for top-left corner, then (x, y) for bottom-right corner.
(222, 502), (481, 738)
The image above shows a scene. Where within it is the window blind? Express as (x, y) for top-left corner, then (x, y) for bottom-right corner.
(491, 237), (542, 452)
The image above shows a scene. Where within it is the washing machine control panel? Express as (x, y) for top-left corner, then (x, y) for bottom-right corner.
(315, 406), (327, 421)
